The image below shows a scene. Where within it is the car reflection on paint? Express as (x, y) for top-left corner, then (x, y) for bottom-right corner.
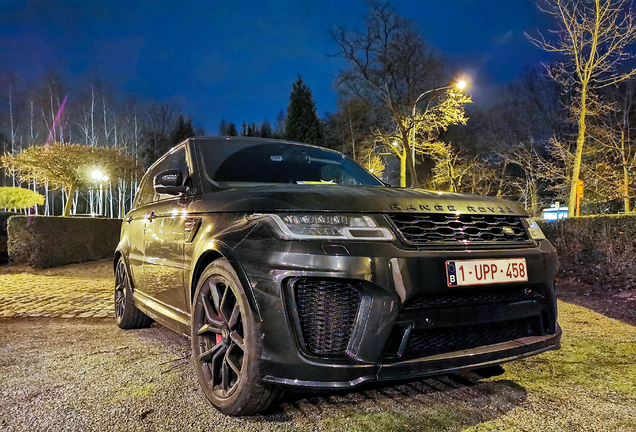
(114, 137), (561, 416)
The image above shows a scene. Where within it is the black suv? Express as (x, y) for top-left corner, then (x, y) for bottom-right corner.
(115, 137), (560, 415)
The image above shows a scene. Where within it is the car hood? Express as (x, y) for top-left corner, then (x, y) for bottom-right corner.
(189, 185), (528, 216)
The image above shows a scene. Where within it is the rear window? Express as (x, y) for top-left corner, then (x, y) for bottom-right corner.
(197, 141), (382, 188)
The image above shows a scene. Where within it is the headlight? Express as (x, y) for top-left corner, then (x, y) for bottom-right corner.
(523, 218), (546, 240)
(264, 213), (395, 241)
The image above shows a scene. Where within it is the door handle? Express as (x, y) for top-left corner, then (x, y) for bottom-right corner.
(147, 211), (157, 222)
(126, 216), (133, 223)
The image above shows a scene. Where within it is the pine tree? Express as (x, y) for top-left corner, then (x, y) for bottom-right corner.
(259, 120), (273, 138)
(170, 115), (195, 145)
(226, 123), (238, 136)
(219, 119), (228, 136)
(283, 77), (324, 146)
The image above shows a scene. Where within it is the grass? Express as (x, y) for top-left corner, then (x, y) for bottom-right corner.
(115, 382), (156, 401)
(282, 301), (636, 432)
(502, 301), (636, 398)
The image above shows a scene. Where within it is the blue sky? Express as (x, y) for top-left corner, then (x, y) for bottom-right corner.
(0, 0), (555, 133)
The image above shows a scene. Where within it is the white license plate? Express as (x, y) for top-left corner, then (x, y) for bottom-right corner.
(446, 258), (528, 286)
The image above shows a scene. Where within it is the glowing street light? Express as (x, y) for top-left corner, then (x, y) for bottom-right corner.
(92, 170), (109, 216)
(92, 170), (109, 182)
(409, 76), (470, 187)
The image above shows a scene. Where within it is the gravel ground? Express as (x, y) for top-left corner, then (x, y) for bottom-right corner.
(1, 302), (635, 431)
(0, 317), (525, 432)
(1, 260), (635, 431)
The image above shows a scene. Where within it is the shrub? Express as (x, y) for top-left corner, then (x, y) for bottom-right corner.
(7, 216), (122, 268)
(0, 234), (7, 262)
(0, 187), (44, 210)
(538, 215), (636, 289)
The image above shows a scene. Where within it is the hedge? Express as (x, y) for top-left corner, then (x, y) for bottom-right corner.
(537, 215), (636, 289)
(7, 216), (122, 268)
(0, 234), (7, 262)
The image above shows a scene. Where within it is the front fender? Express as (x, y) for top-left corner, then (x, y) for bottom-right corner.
(187, 213), (264, 322)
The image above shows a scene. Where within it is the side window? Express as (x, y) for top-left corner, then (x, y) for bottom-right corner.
(135, 172), (156, 207)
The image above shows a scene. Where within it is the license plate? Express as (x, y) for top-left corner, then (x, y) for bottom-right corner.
(446, 258), (528, 286)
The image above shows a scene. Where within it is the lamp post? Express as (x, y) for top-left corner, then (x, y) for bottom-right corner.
(92, 170), (109, 216)
(409, 79), (468, 187)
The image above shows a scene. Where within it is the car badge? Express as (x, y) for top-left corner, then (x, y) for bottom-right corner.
(502, 227), (515, 235)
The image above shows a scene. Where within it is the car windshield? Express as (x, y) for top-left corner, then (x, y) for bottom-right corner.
(197, 140), (383, 188)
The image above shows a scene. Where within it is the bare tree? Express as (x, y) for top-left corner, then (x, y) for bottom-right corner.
(585, 83), (636, 211)
(528, 0), (636, 216)
(331, 2), (470, 187)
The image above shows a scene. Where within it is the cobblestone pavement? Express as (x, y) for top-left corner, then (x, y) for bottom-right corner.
(0, 259), (114, 318)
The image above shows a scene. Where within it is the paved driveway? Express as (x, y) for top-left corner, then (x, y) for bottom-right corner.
(0, 260), (114, 318)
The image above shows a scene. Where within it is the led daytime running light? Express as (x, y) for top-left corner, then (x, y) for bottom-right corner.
(267, 213), (394, 241)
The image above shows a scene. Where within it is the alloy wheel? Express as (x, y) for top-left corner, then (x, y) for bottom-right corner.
(193, 274), (246, 399)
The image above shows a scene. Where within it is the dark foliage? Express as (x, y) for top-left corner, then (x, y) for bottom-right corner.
(284, 76), (324, 146)
(538, 215), (636, 290)
(170, 115), (195, 146)
(7, 216), (122, 268)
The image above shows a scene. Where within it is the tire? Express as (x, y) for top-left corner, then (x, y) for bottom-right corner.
(114, 257), (154, 329)
(191, 259), (283, 416)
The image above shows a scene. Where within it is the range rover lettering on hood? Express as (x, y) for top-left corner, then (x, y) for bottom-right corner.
(389, 203), (515, 214)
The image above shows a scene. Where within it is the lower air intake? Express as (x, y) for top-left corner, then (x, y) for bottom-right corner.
(293, 278), (362, 356)
(404, 318), (536, 358)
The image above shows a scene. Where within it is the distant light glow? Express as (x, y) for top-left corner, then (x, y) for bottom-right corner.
(92, 170), (109, 182)
(456, 80), (467, 90)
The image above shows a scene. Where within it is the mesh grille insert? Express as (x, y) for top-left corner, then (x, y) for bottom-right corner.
(403, 286), (546, 311)
(404, 319), (535, 358)
(383, 285), (552, 360)
(388, 213), (529, 244)
(293, 278), (362, 356)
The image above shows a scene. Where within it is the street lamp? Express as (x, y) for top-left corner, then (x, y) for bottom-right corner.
(409, 78), (469, 187)
(92, 170), (109, 216)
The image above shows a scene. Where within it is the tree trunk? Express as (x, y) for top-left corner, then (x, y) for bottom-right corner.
(621, 131), (630, 213)
(569, 85), (587, 217)
(63, 183), (76, 217)
(531, 179), (540, 217)
(399, 152), (407, 187)
(624, 165), (630, 213)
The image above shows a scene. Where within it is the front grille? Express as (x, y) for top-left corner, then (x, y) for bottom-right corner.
(383, 285), (553, 361)
(404, 319), (535, 358)
(293, 278), (362, 356)
(388, 213), (529, 244)
(403, 286), (546, 311)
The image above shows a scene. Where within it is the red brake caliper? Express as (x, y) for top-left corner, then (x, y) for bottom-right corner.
(216, 313), (223, 344)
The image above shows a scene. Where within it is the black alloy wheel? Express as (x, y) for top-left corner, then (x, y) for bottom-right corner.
(114, 257), (153, 329)
(191, 259), (283, 416)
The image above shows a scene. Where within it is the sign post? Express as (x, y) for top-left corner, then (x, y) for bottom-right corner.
(576, 180), (584, 217)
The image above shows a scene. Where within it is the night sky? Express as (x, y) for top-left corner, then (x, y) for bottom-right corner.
(1, 0), (555, 134)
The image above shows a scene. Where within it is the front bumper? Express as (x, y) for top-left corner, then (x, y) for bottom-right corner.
(230, 232), (560, 389)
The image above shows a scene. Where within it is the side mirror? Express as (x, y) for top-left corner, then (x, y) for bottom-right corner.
(154, 169), (191, 195)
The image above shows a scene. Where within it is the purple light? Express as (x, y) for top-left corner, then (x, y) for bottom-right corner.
(45, 95), (68, 145)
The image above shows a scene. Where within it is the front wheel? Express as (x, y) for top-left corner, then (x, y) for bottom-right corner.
(191, 259), (283, 416)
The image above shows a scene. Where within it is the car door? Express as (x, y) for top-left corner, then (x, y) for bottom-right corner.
(138, 146), (191, 320)
(126, 173), (155, 289)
